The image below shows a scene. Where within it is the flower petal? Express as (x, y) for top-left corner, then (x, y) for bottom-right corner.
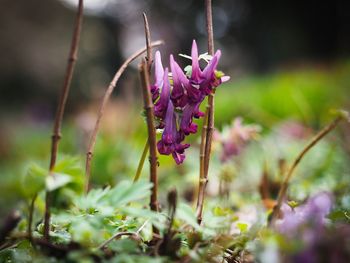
(191, 40), (202, 81)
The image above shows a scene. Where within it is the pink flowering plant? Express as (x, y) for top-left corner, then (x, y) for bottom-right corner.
(152, 41), (229, 164)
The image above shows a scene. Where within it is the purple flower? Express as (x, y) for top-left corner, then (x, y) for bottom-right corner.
(170, 55), (188, 107)
(180, 103), (201, 135)
(199, 49), (221, 95)
(172, 141), (190, 165)
(188, 40), (229, 100)
(150, 51), (164, 102)
(157, 101), (190, 164)
(154, 67), (170, 119)
(151, 41), (229, 165)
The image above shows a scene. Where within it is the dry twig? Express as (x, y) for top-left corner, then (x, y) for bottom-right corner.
(44, 0), (84, 240)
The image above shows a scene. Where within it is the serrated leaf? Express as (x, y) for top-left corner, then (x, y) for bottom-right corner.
(73, 186), (112, 214)
(108, 180), (152, 207)
(46, 173), (72, 192)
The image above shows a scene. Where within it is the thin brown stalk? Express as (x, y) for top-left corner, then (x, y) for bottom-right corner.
(203, 91), (215, 176)
(142, 13), (152, 71)
(269, 116), (342, 225)
(196, 0), (215, 224)
(205, 0), (215, 56)
(196, 105), (208, 224)
(84, 40), (164, 193)
(133, 139), (150, 182)
(44, 0), (84, 240)
(139, 60), (159, 213)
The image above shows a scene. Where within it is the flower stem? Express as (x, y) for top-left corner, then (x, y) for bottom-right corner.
(141, 13), (160, 237)
(196, 0), (215, 225)
(44, 0), (84, 241)
(133, 139), (150, 182)
(269, 116), (343, 225)
(196, 105), (208, 224)
(84, 40), (163, 194)
(139, 60), (159, 214)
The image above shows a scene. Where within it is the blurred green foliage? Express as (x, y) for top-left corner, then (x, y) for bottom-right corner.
(0, 62), (350, 262)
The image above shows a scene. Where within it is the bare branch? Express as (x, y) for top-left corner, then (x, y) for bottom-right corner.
(270, 116), (343, 225)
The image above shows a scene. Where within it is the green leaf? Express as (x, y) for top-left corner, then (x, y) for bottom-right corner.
(287, 200), (299, 209)
(53, 156), (84, 192)
(46, 173), (72, 192)
(107, 239), (140, 253)
(73, 186), (112, 215)
(215, 70), (225, 78)
(236, 222), (248, 233)
(328, 210), (350, 223)
(22, 163), (47, 197)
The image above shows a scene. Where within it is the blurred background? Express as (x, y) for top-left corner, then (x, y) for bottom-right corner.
(0, 0), (350, 215)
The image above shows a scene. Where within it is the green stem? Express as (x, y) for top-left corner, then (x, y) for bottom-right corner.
(133, 139), (150, 182)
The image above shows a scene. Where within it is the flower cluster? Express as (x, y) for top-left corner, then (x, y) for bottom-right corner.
(151, 40), (229, 164)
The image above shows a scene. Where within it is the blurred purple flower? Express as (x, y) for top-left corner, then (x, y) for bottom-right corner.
(277, 120), (312, 140)
(272, 192), (350, 263)
(275, 192), (333, 238)
(215, 118), (260, 163)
